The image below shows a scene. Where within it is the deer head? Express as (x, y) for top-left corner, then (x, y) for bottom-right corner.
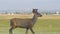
(32, 9), (42, 17)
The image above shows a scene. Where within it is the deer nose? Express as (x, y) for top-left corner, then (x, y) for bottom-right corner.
(40, 15), (42, 17)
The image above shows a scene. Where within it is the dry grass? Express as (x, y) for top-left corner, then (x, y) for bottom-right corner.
(0, 14), (60, 19)
(39, 15), (60, 19)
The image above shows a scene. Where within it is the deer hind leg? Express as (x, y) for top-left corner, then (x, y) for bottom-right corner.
(30, 28), (35, 34)
(9, 26), (16, 34)
(26, 28), (29, 34)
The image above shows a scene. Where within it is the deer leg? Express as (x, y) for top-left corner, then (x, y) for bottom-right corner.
(26, 28), (29, 34)
(9, 27), (16, 34)
(30, 28), (35, 34)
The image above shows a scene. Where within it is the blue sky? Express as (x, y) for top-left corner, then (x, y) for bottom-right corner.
(0, 0), (60, 10)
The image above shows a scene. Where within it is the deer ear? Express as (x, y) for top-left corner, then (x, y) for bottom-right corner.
(32, 9), (38, 13)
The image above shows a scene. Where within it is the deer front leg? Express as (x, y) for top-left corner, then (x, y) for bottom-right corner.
(26, 28), (29, 34)
(30, 28), (35, 34)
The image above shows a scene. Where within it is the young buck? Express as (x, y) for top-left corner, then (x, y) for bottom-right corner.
(9, 9), (42, 34)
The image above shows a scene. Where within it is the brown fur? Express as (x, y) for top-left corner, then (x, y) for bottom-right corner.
(9, 9), (42, 34)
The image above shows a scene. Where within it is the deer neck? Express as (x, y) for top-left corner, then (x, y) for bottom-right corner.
(32, 14), (38, 24)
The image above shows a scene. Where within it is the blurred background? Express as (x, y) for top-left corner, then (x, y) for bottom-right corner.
(0, 0), (60, 34)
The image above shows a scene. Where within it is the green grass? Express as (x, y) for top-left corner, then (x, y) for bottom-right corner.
(0, 19), (60, 34)
(34, 19), (60, 32)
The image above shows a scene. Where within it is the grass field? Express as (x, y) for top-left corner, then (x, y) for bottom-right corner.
(0, 14), (60, 34)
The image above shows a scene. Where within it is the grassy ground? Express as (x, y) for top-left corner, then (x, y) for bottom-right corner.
(0, 15), (60, 34)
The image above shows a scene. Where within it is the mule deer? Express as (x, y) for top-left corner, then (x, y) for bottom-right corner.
(9, 9), (42, 34)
